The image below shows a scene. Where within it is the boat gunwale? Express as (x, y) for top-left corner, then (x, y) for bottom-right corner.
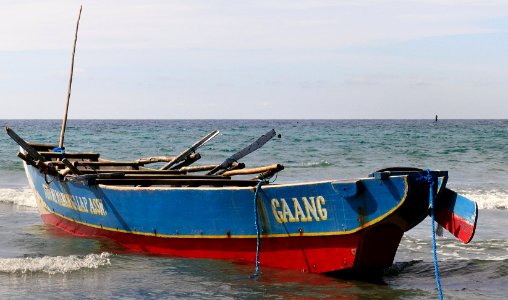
(94, 177), (386, 191)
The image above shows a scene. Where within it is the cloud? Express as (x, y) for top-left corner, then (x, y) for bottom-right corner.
(1, 0), (507, 51)
(1, 0), (507, 119)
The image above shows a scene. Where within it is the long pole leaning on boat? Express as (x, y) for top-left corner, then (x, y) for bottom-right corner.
(58, 5), (83, 149)
(207, 129), (277, 175)
(160, 130), (220, 170)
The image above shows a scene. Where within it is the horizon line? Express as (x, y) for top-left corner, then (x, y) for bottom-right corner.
(1, 118), (507, 121)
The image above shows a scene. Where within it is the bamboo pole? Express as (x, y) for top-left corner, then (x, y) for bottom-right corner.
(59, 5), (82, 149)
(179, 162), (245, 173)
(222, 164), (283, 177)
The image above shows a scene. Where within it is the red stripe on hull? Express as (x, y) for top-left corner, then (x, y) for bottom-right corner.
(41, 213), (402, 274)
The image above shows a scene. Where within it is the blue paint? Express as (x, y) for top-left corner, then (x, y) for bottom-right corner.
(27, 165), (409, 238)
(443, 191), (478, 224)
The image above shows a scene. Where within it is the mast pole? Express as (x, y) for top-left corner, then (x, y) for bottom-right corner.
(59, 5), (82, 149)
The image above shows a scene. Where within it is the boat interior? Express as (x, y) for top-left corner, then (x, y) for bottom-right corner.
(20, 142), (284, 187)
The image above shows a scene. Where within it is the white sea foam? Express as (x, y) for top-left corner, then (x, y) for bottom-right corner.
(0, 252), (111, 275)
(461, 190), (508, 210)
(0, 187), (37, 208)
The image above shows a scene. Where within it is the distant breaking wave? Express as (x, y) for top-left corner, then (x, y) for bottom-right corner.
(0, 187), (36, 208)
(461, 190), (508, 210)
(0, 253), (111, 275)
(292, 160), (333, 168)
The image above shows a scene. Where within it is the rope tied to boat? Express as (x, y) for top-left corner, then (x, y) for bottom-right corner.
(250, 171), (280, 279)
(251, 179), (267, 279)
(418, 169), (443, 300)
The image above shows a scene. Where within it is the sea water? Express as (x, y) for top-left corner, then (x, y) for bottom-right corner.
(0, 119), (506, 299)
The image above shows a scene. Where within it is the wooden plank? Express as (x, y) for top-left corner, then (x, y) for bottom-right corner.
(78, 169), (185, 174)
(253, 168), (284, 180)
(78, 161), (142, 167)
(170, 153), (201, 170)
(179, 164), (217, 172)
(17, 152), (37, 167)
(59, 167), (73, 177)
(27, 143), (58, 151)
(135, 156), (176, 165)
(39, 151), (100, 160)
(65, 172), (126, 182)
(61, 158), (83, 175)
(68, 173), (229, 180)
(122, 174), (230, 180)
(41, 161), (140, 167)
(215, 161), (245, 176)
(93, 178), (259, 187)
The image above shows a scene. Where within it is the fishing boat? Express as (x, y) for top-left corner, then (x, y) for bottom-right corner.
(5, 127), (478, 275)
(6, 7), (477, 276)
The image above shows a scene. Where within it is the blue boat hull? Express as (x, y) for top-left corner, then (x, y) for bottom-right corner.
(24, 163), (476, 273)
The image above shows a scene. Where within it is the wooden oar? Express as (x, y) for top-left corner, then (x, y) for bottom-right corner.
(207, 129), (276, 175)
(160, 130), (220, 170)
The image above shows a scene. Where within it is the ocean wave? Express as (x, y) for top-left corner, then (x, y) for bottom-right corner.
(0, 252), (111, 275)
(0, 187), (37, 208)
(292, 160), (333, 168)
(461, 190), (508, 210)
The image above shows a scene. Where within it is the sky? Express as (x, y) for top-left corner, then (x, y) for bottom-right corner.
(1, 0), (507, 119)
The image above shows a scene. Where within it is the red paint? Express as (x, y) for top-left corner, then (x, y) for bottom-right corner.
(41, 213), (403, 274)
(434, 208), (476, 244)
